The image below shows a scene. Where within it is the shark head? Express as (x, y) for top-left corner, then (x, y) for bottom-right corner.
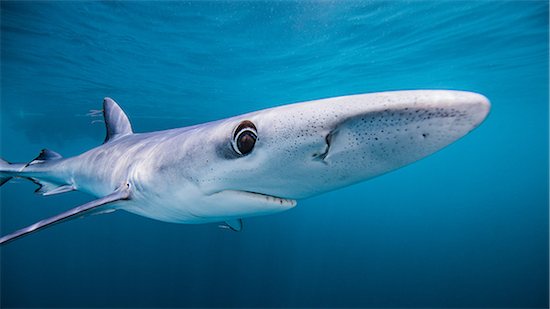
(142, 90), (490, 222)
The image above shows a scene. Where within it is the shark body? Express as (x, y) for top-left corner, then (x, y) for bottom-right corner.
(0, 90), (490, 244)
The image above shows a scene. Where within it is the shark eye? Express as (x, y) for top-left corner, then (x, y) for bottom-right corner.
(232, 120), (257, 156)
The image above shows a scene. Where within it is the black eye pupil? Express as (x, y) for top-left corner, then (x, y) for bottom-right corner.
(232, 120), (257, 156)
(237, 131), (256, 155)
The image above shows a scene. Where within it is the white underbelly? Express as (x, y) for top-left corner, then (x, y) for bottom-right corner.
(120, 198), (213, 224)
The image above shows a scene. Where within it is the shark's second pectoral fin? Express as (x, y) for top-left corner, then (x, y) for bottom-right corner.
(224, 219), (243, 232)
(0, 183), (131, 245)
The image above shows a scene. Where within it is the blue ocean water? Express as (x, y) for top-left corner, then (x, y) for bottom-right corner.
(0, 1), (548, 308)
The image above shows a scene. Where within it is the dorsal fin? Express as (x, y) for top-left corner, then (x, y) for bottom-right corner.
(103, 97), (133, 143)
(25, 149), (63, 167)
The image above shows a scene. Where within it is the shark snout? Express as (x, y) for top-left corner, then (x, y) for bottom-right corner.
(263, 90), (491, 198)
(453, 91), (491, 125)
(320, 90), (490, 171)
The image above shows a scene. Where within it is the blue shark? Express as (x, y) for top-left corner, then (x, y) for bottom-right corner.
(0, 90), (490, 244)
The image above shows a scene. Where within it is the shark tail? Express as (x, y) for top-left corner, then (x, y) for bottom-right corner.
(0, 150), (75, 196)
(0, 158), (13, 186)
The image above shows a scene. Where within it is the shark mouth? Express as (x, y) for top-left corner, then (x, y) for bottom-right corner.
(222, 190), (297, 207)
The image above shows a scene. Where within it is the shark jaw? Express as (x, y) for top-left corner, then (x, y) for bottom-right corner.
(220, 190), (298, 207)
(209, 190), (298, 213)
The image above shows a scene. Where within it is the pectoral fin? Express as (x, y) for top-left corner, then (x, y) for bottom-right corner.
(0, 183), (131, 245)
(224, 219), (243, 232)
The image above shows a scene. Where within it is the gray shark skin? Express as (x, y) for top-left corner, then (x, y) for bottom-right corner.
(0, 90), (490, 244)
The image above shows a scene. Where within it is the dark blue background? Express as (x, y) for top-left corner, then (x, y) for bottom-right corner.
(1, 1), (548, 308)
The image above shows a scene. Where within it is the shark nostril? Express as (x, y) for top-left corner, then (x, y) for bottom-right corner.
(422, 133), (429, 138)
(313, 132), (333, 162)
